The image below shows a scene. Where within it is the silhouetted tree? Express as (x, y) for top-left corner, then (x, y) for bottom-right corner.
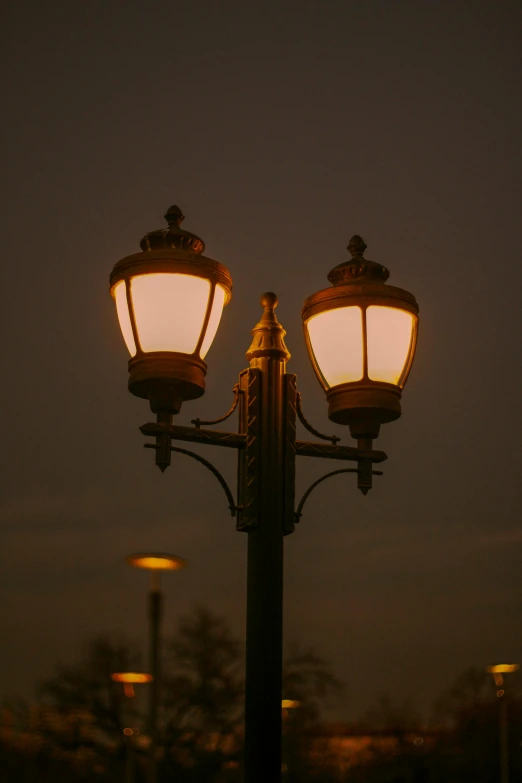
(160, 606), (243, 781)
(1, 607), (346, 782)
(427, 666), (522, 783)
(282, 646), (344, 782)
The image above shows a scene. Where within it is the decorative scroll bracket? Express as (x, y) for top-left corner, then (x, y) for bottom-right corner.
(144, 443), (239, 517)
(296, 391), (340, 444)
(295, 467), (383, 523)
(139, 370), (388, 529)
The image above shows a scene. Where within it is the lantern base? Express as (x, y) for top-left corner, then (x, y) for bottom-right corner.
(326, 383), (402, 439)
(128, 352), (207, 414)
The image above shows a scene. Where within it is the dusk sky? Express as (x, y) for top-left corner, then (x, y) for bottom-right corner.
(2, 0), (521, 721)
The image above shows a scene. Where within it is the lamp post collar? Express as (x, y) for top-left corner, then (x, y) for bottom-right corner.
(327, 235), (390, 286)
(246, 292), (291, 362)
(140, 205), (206, 254)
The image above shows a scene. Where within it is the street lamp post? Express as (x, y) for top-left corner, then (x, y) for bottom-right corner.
(108, 206), (419, 782)
(487, 663), (520, 783)
(126, 553), (187, 783)
(111, 671), (153, 783)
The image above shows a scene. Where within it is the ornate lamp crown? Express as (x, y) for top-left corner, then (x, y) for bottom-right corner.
(140, 205), (206, 254)
(327, 235), (390, 286)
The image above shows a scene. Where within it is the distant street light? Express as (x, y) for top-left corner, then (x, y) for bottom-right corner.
(108, 205), (419, 782)
(486, 663), (520, 783)
(111, 671), (153, 783)
(281, 699), (301, 710)
(126, 552), (186, 783)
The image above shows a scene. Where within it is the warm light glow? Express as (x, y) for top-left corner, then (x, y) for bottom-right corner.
(126, 554), (186, 571)
(200, 285), (226, 359)
(281, 699), (300, 709)
(114, 281), (137, 357)
(130, 273), (210, 353)
(366, 306), (414, 385)
(123, 728), (134, 736)
(487, 664), (519, 674)
(111, 672), (153, 684)
(307, 307), (363, 388)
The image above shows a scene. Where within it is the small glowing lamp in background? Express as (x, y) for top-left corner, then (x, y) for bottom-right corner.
(126, 553), (187, 572)
(486, 663), (519, 688)
(111, 671), (153, 698)
(486, 664), (520, 674)
(281, 699), (300, 709)
(302, 235), (419, 440)
(109, 206), (233, 417)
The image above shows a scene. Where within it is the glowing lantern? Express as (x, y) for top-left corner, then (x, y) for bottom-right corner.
(302, 235), (419, 439)
(109, 206), (232, 415)
(126, 553), (186, 571)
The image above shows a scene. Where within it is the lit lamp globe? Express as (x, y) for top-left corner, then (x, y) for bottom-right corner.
(302, 235), (419, 440)
(109, 206), (232, 417)
(111, 671), (153, 698)
(126, 552), (186, 572)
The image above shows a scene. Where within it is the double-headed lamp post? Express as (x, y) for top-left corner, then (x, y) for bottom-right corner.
(108, 205), (419, 782)
(126, 552), (186, 783)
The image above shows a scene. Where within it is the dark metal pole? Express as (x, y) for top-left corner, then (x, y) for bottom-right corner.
(499, 693), (509, 783)
(243, 293), (290, 783)
(125, 733), (135, 783)
(149, 572), (162, 783)
(124, 691), (136, 783)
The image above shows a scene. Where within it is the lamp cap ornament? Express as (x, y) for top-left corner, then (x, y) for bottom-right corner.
(327, 235), (390, 286)
(347, 235), (367, 257)
(246, 292), (290, 361)
(140, 205), (206, 254)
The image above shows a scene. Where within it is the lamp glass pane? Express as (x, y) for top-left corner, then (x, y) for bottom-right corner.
(367, 306), (414, 385)
(131, 273), (210, 354)
(114, 281), (137, 357)
(307, 306), (363, 388)
(200, 284), (226, 358)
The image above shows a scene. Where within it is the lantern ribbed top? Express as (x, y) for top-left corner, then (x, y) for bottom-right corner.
(327, 235), (390, 286)
(140, 205), (206, 253)
(109, 206), (232, 298)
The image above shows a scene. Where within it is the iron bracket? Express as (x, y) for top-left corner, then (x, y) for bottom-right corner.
(296, 392), (340, 444)
(295, 467), (383, 523)
(139, 369), (388, 527)
(144, 442), (239, 517)
(191, 384), (242, 429)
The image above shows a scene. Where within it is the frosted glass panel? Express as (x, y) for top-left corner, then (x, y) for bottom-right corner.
(200, 284), (226, 359)
(367, 306), (413, 385)
(114, 281), (137, 357)
(131, 273), (210, 354)
(307, 307), (363, 388)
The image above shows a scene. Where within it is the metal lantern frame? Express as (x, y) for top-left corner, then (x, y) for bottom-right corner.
(109, 206), (233, 415)
(302, 236), (419, 438)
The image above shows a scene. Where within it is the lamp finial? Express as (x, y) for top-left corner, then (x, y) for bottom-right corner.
(347, 235), (367, 258)
(246, 292), (290, 362)
(164, 205), (185, 228)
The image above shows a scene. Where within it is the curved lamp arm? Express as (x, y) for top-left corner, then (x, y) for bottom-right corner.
(295, 467), (383, 523)
(144, 443), (238, 517)
(191, 384), (242, 429)
(296, 392), (340, 444)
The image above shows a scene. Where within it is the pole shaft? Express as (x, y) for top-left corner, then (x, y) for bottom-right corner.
(500, 695), (509, 783)
(243, 295), (289, 783)
(125, 736), (135, 783)
(149, 587), (162, 783)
